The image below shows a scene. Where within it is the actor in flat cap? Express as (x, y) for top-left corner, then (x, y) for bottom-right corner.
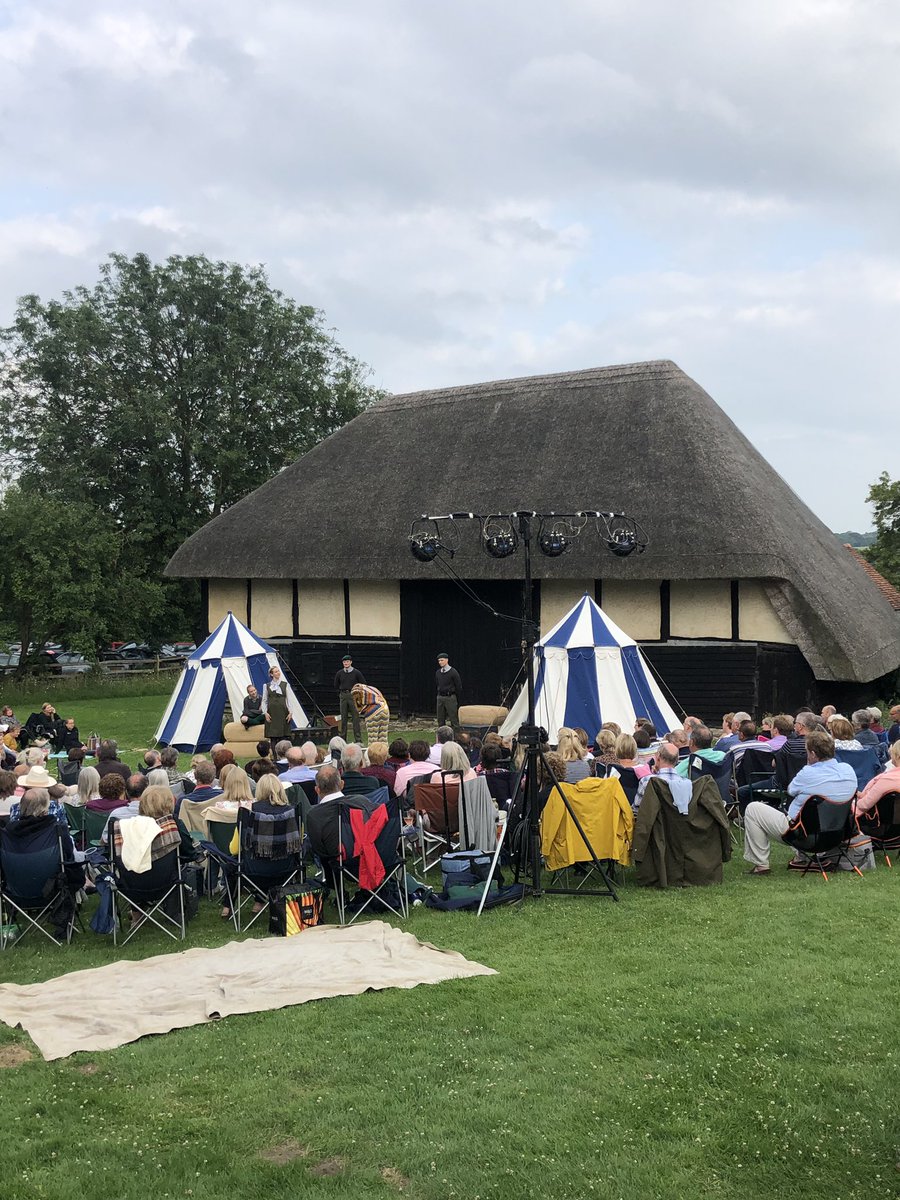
(334, 653), (365, 740)
(435, 653), (462, 733)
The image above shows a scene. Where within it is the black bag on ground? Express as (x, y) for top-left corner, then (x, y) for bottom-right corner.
(268, 883), (325, 935)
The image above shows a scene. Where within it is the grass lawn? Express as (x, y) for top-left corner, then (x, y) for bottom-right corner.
(0, 692), (896, 1199)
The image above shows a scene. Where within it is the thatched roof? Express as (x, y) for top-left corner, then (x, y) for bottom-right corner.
(166, 360), (900, 683)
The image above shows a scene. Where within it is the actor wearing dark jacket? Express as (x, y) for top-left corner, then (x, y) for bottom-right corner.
(334, 655), (365, 741)
(435, 653), (462, 732)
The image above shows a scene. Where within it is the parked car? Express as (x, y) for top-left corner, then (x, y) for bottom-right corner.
(0, 649), (62, 675)
(55, 652), (92, 676)
(160, 642), (196, 660)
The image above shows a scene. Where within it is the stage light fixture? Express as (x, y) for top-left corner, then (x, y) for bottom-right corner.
(539, 526), (569, 557)
(607, 532), (638, 557)
(409, 533), (441, 562)
(481, 516), (518, 559)
(484, 532), (517, 558)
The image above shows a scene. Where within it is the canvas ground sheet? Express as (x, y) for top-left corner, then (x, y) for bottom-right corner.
(0, 922), (496, 1060)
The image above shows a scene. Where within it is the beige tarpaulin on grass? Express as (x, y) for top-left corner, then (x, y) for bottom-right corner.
(0, 922), (496, 1061)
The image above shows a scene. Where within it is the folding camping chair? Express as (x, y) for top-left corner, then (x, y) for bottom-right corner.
(733, 748), (779, 810)
(857, 791), (900, 867)
(688, 755), (733, 808)
(0, 823), (78, 947)
(200, 811), (238, 898)
(225, 807), (303, 932)
(58, 759), (82, 787)
(603, 764), (642, 806)
(108, 819), (187, 946)
(323, 792), (408, 926)
(83, 806), (112, 849)
(781, 794), (859, 881)
(412, 775), (464, 873)
(835, 747), (881, 793)
(64, 801), (88, 850)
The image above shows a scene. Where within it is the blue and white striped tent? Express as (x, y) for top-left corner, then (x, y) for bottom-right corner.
(155, 612), (308, 751)
(500, 595), (681, 743)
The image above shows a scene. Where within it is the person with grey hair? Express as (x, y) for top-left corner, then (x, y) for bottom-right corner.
(674, 725), (726, 777)
(328, 735), (347, 764)
(159, 745), (194, 794)
(279, 745), (317, 784)
(274, 739), (292, 768)
(6, 788), (84, 889)
(340, 743), (381, 796)
(428, 725), (455, 766)
(851, 709), (881, 751)
(140, 749), (162, 775)
(634, 742), (693, 814)
(314, 764), (344, 803)
(715, 712), (751, 752)
(429, 741), (476, 783)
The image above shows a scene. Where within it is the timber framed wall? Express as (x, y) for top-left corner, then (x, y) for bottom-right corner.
(206, 574), (825, 720)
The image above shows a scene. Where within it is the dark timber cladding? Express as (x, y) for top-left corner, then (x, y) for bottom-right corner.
(166, 360), (900, 708)
(400, 580), (526, 713)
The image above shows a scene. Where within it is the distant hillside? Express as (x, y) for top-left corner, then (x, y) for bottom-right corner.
(836, 530), (876, 548)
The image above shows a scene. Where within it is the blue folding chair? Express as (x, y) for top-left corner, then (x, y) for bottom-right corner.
(0, 823), (77, 947)
(835, 747), (880, 792)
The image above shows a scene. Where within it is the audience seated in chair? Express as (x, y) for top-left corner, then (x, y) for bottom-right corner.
(340, 744), (382, 795)
(743, 731), (857, 875)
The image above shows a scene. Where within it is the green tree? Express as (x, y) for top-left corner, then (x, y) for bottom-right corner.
(0, 253), (380, 640)
(864, 471), (900, 590)
(0, 485), (159, 671)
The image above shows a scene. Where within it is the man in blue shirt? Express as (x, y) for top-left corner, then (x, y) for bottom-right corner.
(633, 743), (694, 814)
(743, 731), (857, 874)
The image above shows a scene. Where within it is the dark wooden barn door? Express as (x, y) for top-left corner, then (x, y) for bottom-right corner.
(400, 580), (525, 715)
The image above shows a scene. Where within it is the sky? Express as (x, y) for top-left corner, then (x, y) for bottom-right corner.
(1, 0), (898, 530)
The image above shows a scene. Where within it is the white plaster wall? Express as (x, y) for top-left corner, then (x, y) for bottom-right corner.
(601, 579), (662, 640)
(739, 580), (794, 644)
(670, 579), (732, 638)
(297, 581), (345, 636)
(208, 579), (248, 629)
(250, 579), (293, 638)
(540, 580), (594, 635)
(349, 581), (401, 637)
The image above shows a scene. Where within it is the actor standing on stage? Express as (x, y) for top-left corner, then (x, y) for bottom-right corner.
(261, 664), (292, 740)
(435, 653), (462, 732)
(334, 654), (365, 740)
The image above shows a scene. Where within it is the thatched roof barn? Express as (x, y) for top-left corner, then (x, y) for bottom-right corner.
(167, 361), (900, 721)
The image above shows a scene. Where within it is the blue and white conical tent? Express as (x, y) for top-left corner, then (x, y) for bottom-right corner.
(499, 595), (681, 743)
(155, 612), (308, 751)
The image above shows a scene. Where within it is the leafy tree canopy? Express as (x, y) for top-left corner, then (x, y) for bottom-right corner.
(0, 253), (380, 641)
(863, 471), (900, 591)
(0, 485), (161, 663)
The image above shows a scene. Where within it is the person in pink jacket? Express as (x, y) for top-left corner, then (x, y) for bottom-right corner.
(856, 739), (900, 815)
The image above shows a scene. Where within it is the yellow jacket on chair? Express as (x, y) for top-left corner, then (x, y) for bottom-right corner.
(540, 776), (633, 870)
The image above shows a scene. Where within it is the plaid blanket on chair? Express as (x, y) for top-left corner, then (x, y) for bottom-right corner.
(243, 810), (302, 859)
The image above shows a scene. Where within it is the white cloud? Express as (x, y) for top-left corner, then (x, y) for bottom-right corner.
(1, 0), (899, 526)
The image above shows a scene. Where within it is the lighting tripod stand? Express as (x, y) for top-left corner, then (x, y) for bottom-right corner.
(408, 506), (648, 901)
